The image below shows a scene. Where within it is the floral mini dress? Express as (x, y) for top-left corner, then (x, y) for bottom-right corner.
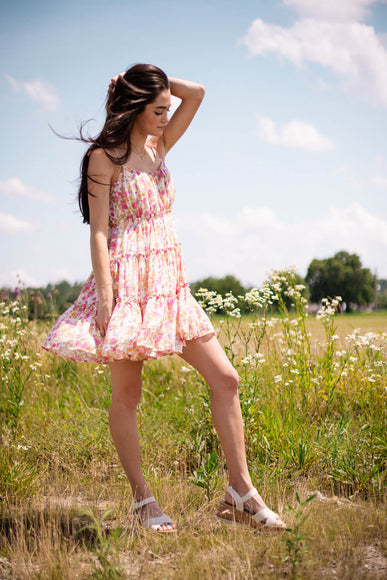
(42, 143), (214, 362)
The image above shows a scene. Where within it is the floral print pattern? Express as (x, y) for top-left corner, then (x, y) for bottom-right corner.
(42, 144), (214, 362)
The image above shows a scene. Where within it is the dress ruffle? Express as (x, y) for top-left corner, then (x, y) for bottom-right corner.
(43, 283), (213, 362)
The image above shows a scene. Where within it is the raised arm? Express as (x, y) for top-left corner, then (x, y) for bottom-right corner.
(159, 77), (205, 155)
(87, 149), (118, 337)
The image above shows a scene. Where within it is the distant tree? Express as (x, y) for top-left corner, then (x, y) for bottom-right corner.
(190, 274), (248, 298)
(50, 280), (84, 313)
(0, 280), (85, 319)
(306, 251), (375, 312)
(376, 279), (387, 310)
(378, 279), (387, 293)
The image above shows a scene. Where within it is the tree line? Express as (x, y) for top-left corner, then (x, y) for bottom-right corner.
(1, 251), (386, 319)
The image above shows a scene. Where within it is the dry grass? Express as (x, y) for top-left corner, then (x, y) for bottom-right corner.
(1, 474), (386, 579)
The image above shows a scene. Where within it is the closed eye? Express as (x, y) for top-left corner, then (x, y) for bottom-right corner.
(155, 107), (171, 116)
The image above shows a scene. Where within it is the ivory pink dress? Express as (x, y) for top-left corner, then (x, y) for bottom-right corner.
(43, 144), (214, 362)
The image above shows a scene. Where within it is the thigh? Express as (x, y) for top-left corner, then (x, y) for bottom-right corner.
(108, 359), (144, 395)
(179, 334), (238, 389)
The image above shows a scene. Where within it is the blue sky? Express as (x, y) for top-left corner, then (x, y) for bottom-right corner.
(1, 0), (387, 289)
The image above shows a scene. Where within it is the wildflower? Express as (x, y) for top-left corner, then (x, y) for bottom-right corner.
(180, 366), (191, 373)
(229, 308), (241, 318)
(316, 296), (342, 320)
(336, 350), (347, 358)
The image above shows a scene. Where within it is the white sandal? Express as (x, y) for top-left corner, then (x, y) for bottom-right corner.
(217, 486), (286, 531)
(131, 496), (177, 533)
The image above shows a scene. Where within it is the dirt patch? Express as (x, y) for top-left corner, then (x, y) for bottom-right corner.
(361, 542), (387, 576)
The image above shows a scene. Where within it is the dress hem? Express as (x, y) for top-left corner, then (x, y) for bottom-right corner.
(42, 329), (216, 364)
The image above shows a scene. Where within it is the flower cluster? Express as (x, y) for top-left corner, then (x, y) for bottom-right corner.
(316, 297), (342, 321)
(195, 288), (241, 317)
(244, 284), (279, 310)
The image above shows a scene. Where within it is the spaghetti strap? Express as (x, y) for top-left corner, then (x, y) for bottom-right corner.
(146, 139), (162, 163)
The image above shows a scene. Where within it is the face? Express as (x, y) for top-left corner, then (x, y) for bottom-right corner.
(133, 89), (171, 137)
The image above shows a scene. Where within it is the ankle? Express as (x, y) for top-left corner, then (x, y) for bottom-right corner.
(227, 476), (253, 495)
(132, 483), (153, 502)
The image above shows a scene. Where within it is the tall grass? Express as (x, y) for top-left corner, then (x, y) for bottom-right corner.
(1, 269), (386, 578)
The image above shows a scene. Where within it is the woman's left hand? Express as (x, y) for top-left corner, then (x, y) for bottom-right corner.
(108, 71), (125, 93)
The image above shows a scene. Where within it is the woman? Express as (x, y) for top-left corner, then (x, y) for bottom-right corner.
(43, 64), (285, 532)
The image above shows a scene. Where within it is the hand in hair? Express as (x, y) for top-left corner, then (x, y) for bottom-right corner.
(108, 71), (125, 94)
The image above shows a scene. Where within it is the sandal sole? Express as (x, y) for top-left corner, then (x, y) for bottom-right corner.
(217, 501), (286, 532)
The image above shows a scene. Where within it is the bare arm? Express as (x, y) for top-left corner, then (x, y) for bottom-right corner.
(87, 149), (118, 337)
(158, 76), (205, 156)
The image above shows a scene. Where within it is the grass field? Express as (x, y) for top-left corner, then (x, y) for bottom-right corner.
(0, 274), (386, 579)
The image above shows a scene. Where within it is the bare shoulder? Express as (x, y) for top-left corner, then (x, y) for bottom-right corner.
(88, 148), (116, 173)
(88, 148), (120, 184)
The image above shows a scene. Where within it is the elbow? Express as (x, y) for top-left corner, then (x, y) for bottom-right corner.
(90, 227), (109, 247)
(197, 84), (205, 101)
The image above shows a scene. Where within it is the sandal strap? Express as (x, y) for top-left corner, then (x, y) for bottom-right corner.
(131, 495), (156, 513)
(252, 506), (280, 526)
(226, 486), (258, 512)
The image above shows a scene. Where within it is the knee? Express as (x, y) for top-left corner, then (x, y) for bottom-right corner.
(224, 367), (240, 392)
(211, 366), (239, 396)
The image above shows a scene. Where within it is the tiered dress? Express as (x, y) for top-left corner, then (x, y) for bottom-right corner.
(42, 144), (214, 362)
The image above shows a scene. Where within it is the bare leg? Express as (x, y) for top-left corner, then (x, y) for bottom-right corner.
(180, 334), (285, 526)
(108, 359), (176, 531)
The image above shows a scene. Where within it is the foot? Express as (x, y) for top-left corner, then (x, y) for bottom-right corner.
(225, 486), (286, 528)
(132, 496), (176, 532)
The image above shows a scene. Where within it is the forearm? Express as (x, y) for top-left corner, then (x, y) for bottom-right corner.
(168, 77), (205, 102)
(90, 230), (113, 303)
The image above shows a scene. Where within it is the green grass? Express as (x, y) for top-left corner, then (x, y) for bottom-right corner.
(1, 273), (386, 579)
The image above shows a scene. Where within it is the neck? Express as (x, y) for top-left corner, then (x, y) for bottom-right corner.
(130, 128), (147, 153)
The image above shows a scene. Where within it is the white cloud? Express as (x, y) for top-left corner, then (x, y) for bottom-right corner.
(283, 0), (384, 21)
(0, 212), (35, 234)
(256, 115), (334, 151)
(0, 177), (56, 203)
(176, 203), (387, 286)
(242, 18), (387, 107)
(6, 75), (60, 112)
(370, 175), (387, 188)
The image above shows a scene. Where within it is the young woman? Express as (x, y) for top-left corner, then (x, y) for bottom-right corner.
(43, 64), (286, 533)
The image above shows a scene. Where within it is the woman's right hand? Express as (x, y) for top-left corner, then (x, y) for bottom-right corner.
(96, 296), (115, 338)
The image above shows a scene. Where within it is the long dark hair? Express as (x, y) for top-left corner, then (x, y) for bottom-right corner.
(78, 64), (169, 224)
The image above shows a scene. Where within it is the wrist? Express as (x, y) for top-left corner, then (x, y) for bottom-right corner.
(97, 285), (113, 302)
